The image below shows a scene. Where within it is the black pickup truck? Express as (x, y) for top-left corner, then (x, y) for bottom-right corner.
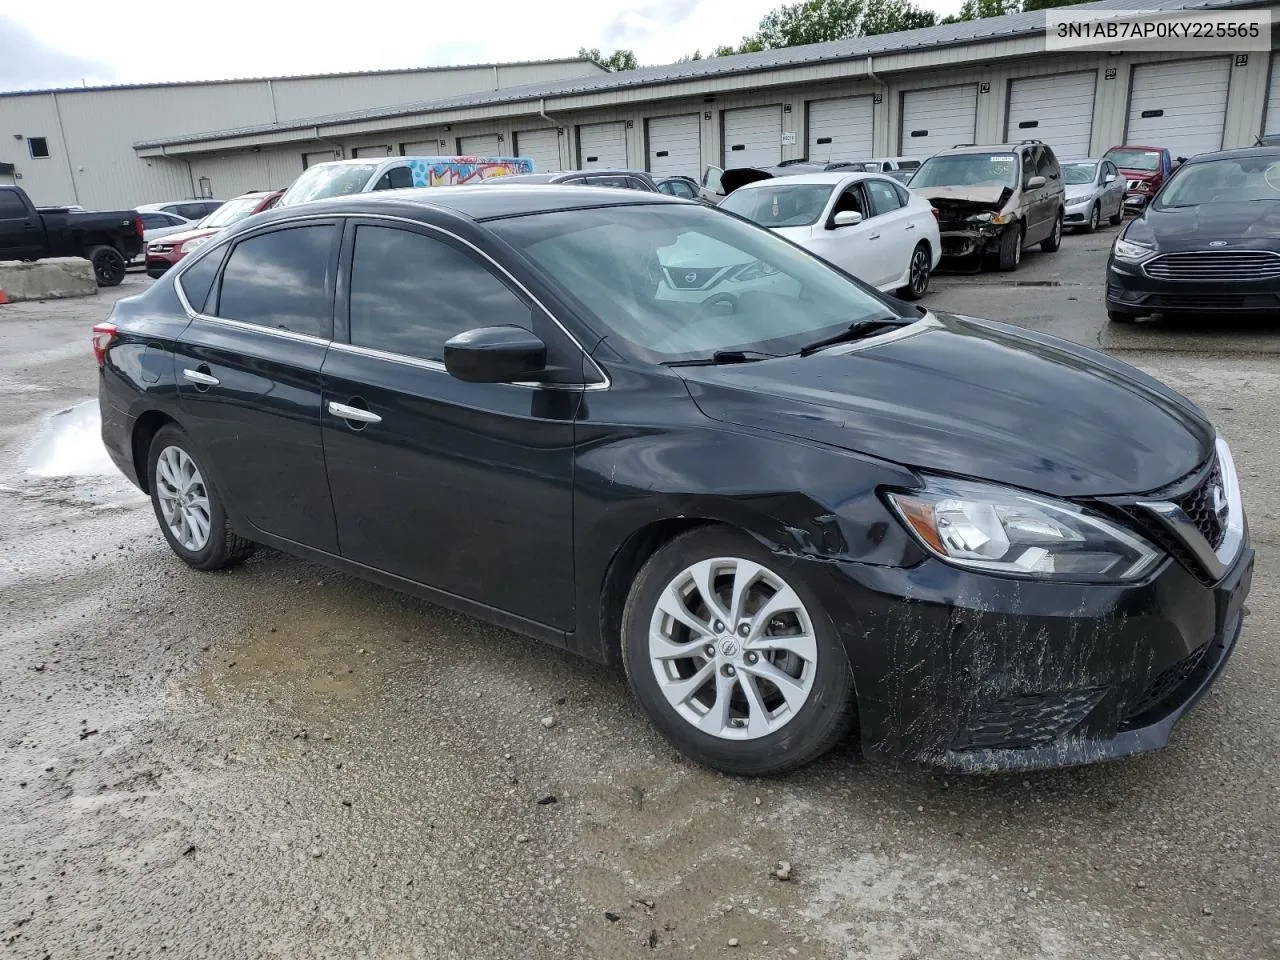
(0, 185), (142, 287)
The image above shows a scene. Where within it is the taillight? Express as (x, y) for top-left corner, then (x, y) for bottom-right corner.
(135, 216), (144, 238)
(92, 322), (118, 368)
(930, 206), (939, 221)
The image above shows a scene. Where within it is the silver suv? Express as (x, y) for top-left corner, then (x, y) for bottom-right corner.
(908, 141), (1066, 271)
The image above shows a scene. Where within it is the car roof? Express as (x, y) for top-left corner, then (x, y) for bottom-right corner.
(733, 171), (883, 188)
(1106, 145), (1164, 152)
(941, 144), (1030, 155)
(264, 184), (683, 222)
(1184, 146), (1280, 164)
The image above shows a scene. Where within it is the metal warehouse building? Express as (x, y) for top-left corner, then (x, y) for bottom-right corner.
(6, 0), (1280, 210)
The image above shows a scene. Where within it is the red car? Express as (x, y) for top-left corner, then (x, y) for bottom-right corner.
(1101, 145), (1175, 212)
(145, 190), (282, 278)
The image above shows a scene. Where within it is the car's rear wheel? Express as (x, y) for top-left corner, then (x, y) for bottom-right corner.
(996, 224), (1022, 272)
(621, 527), (857, 776)
(1085, 203), (1100, 234)
(147, 425), (254, 571)
(88, 245), (126, 287)
(1041, 211), (1064, 252)
(898, 242), (932, 300)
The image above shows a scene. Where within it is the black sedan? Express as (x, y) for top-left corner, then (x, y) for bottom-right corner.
(95, 187), (1252, 775)
(1107, 146), (1280, 322)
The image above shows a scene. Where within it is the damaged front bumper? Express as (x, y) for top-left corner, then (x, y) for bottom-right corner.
(804, 541), (1253, 772)
(938, 222), (1004, 260)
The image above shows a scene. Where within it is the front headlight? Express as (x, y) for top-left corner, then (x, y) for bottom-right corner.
(886, 477), (1161, 582)
(1113, 238), (1155, 263)
(180, 236), (211, 254)
(964, 211), (1011, 225)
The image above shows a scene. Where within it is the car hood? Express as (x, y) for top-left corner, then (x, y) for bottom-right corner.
(1117, 168), (1159, 181)
(1128, 201), (1280, 247)
(148, 225), (219, 247)
(677, 312), (1213, 497)
(912, 184), (1012, 208)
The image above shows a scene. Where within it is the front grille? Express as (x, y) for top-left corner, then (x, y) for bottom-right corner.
(1142, 292), (1280, 310)
(1123, 643), (1208, 723)
(952, 688), (1105, 751)
(1177, 460), (1226, 549)
(1144, 251), (1280, 282)
(148, 244), (173, 254)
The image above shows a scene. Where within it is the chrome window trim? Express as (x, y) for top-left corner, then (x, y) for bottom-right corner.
(1136, 436), (1246, 583)
(172, 210), (610, 391)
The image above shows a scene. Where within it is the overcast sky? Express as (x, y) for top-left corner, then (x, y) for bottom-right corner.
(0, 0), (964, 91)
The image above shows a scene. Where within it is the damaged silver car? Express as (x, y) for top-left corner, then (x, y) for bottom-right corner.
(909, 141), (1066, 271)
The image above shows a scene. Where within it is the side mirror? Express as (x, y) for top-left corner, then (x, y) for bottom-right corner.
(1026, 175), (1047, 189)
(1104, 174), (1117, 184)
(444, 326), (547, 383)
(830, 210), (863, 228)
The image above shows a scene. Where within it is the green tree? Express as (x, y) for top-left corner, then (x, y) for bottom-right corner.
(714, 0), (938, 55)
(578, 47), (640, 71)
(1020, 0), (1091, 10)
(941, 0), (1020, 22)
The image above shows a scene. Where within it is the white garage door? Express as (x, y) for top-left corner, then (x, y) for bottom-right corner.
(303, 150), (338, 168)
(723, 106), (783, 168)
(1127, 59), (1230, 159)
(514, 128), (561, 172)
(458, 133), (502, 156)
(807, 97), (874, 162)
(578, 122), (628, 168)
(351, 145), (392, 158)
(402, 138), (445, 155)
(1265, 54), (1280, 136)
(1006, 72), (1097, 159)
(647, 114), (701, 177)
(900, 85), (978, 158)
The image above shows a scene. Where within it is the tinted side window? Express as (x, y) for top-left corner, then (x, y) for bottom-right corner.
(1022, 149), (1039, 187)
(178, 252), (222, 314)
(0, 191), (30, 217)
(349, 225), (530, 363)
(865, 180), (903, 217)
(587, 175), (629, 189)
(561, 176), (587, 185)
(1036, 148), (1058, 179)
(216, 225), (335, 338)
(140, 214), (170, 229)
(831, 185), (866, 218)
(175, 203), (205, 220)
(626, 177), (656, 192)
(373, 166), (414, 190)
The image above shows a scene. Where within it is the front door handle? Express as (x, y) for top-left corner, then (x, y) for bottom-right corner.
(905, 223), (917, 231)
(182, 368), (219, 387)
(868, 234), (881, 241)
(328, 400), (382, 425)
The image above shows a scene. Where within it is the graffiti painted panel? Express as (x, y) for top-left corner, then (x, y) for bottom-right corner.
(405, 156), (535, 187)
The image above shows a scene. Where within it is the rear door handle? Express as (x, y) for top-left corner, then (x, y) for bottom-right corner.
(869, 234), (881, 240)
(905, 223), (917, 231)
(328, 401), (382, 425)
(182, 368), (219, 387)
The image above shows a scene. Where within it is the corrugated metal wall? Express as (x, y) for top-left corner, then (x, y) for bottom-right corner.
(0, 61), (601, 208)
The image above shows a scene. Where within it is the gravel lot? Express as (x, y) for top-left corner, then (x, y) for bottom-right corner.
(2, 226), (1278, 959)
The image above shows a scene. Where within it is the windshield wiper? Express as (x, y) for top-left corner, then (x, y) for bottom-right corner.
(797, 317), (913, 357)
(664, 350), (778, 367)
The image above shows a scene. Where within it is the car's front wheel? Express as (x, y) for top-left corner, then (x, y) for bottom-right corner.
(147, 425), (255, 571)
(621, 527), (857, 776)
(1085, 203), (1100, 234)
(898, 241), (932, 300)
(995, 224), (1023, 272)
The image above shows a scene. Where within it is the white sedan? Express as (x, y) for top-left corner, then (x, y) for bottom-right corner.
(719, 172), (941, 299)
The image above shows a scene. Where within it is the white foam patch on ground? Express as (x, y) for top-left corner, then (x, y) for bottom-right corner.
(23, 400), (118, 478)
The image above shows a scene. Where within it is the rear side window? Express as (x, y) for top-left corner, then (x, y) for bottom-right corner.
(587, 175), (629, 188)
(216, 225), (335, 338)
(864, 179), (903, 217)
(178, 252), (222, 314)
(140, 214), (171, 229)
(348, 225), (530, 363)
(625, 177), (656, 192)
(0, 191), (27, 218)
(373, 166), (414, 190)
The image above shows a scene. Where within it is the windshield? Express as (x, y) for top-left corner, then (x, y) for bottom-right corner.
(719, 183), (836, 227)
(910, 153), (1019, 189)
(1062, 162), (1098, 185)
(278, 163), (379, 206)
(1155, 157), (1280, 208)
(1104, 149), (1160, 172)
(198, 195), (262, 229)
(490, 203), (897, 364)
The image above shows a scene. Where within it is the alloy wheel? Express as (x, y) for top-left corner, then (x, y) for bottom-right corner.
(155, 445), (211, 552)
(910, 248), (930, 297)
(1090, 204), (1100, 231)
(647, 557), (817, 740)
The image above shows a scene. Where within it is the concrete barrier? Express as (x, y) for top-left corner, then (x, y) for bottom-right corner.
(0, 258), (98, 304)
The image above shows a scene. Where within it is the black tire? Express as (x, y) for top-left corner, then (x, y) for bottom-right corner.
(621, 526), (857, 777)
(897, 241), (932, 301)
(147, 425), (254, 571)
(1085, 203), (1100, 234)
(1109, 205), (1124, 226)
(1040, 211), (1063, 252)
(88, 245), (126, 287)
(1107, 308), (1139, 324)
(996, 224), (1023, 272)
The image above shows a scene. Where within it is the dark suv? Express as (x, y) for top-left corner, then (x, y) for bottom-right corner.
(484, 169), (657, 191)
(909, 141), (1066, 271)
(94, 186), (1251, 777)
